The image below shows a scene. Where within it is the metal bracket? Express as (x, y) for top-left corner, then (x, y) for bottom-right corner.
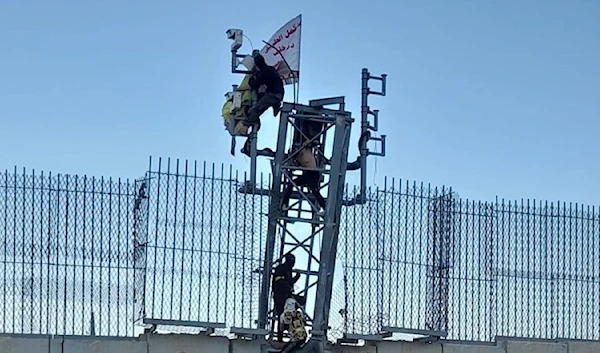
(230, 327), (270, 340)
(367, 73), (387, 97)
(141, 318), (225, 336)
(343, 333), (392, 342)
(309, 96), (346, 111)
(232, 53), (253, 74)
(381, 326), (448, 339)
(367, 134), (386, 157)
(414, 336), (441, 344)
(367, 109), (379, 131)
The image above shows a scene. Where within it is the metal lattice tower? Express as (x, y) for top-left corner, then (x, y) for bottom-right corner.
(256, 98), (352, 342)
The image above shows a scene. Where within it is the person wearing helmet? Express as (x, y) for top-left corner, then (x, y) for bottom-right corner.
(244, 53), (285, 126)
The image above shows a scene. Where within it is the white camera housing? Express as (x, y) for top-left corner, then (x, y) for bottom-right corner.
(226, 29), (243, 51)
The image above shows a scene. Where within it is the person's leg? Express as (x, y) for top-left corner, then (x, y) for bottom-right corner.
(281, 340), (304, 353)
(311, 189), (326, 211)
(306, 171), (326, 210)
(274, 294), (285, 316)
(245, 95), (270, 125)
(241, 138), (251, 157)
(273, 293), (285, 342)
(245, 93), (281, 126)
(271, 93), (283, 116)
(281, 183), (293, 209)
(293, 173), (310, 188)
(282, 173), (309, 210)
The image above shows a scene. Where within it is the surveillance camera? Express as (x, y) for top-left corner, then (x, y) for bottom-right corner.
(226, 29), (240, 39)
(226, 29), (243, 51)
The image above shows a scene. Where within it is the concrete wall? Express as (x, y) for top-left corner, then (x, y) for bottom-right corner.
(0, 334), (598, 353)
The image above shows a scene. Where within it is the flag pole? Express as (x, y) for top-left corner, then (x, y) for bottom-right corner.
(295, 15), (302, 104)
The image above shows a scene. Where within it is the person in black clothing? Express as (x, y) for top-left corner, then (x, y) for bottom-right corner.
(272, 254), (299, 315)
(272, 253), (301, 342)
(244, 54), (285, 126)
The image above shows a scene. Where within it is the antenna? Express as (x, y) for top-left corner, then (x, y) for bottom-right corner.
(358, 68), (387, 201)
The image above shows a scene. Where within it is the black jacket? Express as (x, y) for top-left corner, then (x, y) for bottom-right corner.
(249, 66), (285, 96)
(272, 263), (299, 295)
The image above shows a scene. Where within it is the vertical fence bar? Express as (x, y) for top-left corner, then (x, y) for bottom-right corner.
(232, 169), (239, 327)
(216, 164), (223, 323)
(394, 180), (402, 328)
(12, 167), (17, 333)
(169, 159), (179, 320)
(225, 165), (232, 325)
(31, 169), (36, 334)
(99, 176), (105, 334)
(38, 171), (43, 334)
(2, 170), (6, 333)
(160, 159), (170, 320)
(107, 177), (112, 335)
(151, 158), (161, 319)
(377, 181), (385, 330)
(126, 177), (133, 336)
(62, 173), (68, 335)
(189, 160), (198, 322)
(595, 205), (599, 340)
(585, 205), (591, 339)
(46, 171), (52, 335)
(72, 174), (78, 335)
(572, 203), (578, 337)
(543, 200), (549, 338)
(20, 168), (25, 333)
(117, 178), (122, 335)
(489, 200), (495, 341)
(197, 162), (206, 321)
(52, 173), (58, 334)
(207, 163), (214, 322)
(179, 160), (188, 321)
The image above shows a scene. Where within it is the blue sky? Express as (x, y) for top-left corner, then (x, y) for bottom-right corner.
(1, 0), (599, 205)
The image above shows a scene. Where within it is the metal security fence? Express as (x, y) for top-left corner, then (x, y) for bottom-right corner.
(1, 161), (599, 342)
(134, 158), (269, 329)
(0, 161), (269, 337)
(0, 168), (139, 336)
(333, 182), (455, 338)
(492, 200), (600, 341)
(334, 178), (600, 342)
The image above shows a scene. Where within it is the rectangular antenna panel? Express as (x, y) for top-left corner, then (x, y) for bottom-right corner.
(231, 91), (243, 112)
(241, 55), (255, 71)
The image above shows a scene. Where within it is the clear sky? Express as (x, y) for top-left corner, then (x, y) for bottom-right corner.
(1, 0), (599, 206)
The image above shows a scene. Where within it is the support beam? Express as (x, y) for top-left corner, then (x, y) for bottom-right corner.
(312, 112), (352, 341)
(257, 108), (290, 329)
(381, 326), (448, 338)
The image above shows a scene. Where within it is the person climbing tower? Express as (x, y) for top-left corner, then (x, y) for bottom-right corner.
(272, 253), (305, 342)
(281, 145), (326, 216)
(244, 53), (285, 126)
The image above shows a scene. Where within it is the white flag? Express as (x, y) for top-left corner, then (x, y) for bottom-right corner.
(259, 15), (301, 85)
